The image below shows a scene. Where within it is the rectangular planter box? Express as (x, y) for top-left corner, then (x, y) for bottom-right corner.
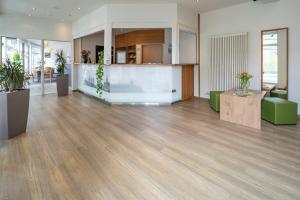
(56, 74), (69, 96)
(0, 89), (30, 139)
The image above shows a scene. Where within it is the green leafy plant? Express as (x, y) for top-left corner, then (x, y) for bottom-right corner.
(0, 53), (25, 92)
(55, 50), (66, 74)
(96, 51), (104, 95)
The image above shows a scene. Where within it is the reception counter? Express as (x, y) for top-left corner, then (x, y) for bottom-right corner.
(74, 63), (186, 105)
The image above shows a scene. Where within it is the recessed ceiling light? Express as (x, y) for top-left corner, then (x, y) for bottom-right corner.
(77, 7), (81, 10)
(28, 14), (32, 17)
(32, 7), (36, 11)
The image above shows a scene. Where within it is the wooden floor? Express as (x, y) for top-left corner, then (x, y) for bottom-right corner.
(1, 92), (300, 200)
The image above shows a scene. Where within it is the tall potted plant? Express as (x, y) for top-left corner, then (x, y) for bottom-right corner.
(0, 53), (30, 139)
(55, 50), (68, 96)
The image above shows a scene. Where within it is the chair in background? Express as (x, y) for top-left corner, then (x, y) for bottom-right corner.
(44, 67), (53, 83)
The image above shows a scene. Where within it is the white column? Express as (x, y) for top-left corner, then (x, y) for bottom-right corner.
(104, 24), (112, 64)
(41, 40), (45, 95)
(172, 23), (180, 64)
(71, 39), (78, 90)
(0, 36), (2, 64)
(29, 43), (32, 73)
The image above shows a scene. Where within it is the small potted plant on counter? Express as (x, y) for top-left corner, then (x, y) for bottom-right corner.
(55, 49), (68, 96)
(0, 53), (30, 139)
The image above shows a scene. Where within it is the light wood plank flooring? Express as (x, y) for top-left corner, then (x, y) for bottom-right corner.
(1, 92), (300, 200)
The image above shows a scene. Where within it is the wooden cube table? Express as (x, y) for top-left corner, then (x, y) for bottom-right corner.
(220, 90), (266, 129)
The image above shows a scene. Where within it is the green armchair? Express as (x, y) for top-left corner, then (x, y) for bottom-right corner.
(262, 97), (298, 125)
(210, 91), (224, 112)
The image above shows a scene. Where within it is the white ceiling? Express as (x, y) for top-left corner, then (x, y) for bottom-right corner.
(0, 0), (250, 22)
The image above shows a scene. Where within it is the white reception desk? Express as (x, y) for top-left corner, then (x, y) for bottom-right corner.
(74, 64), (183, 105)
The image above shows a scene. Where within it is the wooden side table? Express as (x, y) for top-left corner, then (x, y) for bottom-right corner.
(220, 90), (266, 129)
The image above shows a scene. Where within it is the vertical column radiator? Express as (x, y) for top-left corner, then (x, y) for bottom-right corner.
(209, 32), (248, 91)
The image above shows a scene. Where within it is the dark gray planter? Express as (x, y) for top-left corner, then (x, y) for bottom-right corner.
(56, 74), (69, 96)
(0, 89), (30, 139)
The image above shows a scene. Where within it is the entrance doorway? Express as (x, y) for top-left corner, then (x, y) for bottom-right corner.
(1, 37), (72, 96)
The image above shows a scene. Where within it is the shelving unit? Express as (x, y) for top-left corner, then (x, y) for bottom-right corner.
(127, 46), (137, 64)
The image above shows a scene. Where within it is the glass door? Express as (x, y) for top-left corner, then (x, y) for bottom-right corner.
(43, 40), (72, 95)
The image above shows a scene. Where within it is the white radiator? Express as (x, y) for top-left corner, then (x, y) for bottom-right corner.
(209, 32), (248, 91)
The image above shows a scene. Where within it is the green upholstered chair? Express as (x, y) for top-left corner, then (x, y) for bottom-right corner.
(262, 97), (298, 125)
(270, 89), (288, 99)
(210, 91), (223, 112)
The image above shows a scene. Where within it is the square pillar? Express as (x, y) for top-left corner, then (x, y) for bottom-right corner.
(172, 24), (180, 64)
(104, 24), (112, 65)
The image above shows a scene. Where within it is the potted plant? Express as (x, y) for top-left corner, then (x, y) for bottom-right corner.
(55, 50), (68, 96)
(0, 53), (30, 139)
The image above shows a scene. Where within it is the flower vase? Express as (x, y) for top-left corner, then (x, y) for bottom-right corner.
(83, 57), (88, 64)
(241, 82), (250, 94)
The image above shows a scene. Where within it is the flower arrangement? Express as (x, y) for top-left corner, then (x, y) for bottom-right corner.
(238, 72), (253, 93)
(81, 50), (91, 63)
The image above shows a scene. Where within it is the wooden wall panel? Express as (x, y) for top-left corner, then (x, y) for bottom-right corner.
(115, 34), (127, 48)
(115, 29), (165, 48)
(142, 44), (163, 64)
(134, 29), (165, 44)
(182, 64), (194, 101)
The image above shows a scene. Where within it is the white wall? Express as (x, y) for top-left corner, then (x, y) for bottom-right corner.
(178, 5), (198, 33)
(200, 0), (300, 114)
(179, 30), (197, 64)
(81, 32), (105, 63)
(72, 6), (107, 38)
(0, 14), (72, 41)
(107, 4), (177, 28)
(163, 29), (172, 64)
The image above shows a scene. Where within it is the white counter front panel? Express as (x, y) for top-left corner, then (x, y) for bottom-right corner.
(76, 64), (182, 104)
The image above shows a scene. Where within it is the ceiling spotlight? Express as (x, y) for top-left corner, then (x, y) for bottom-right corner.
(77, 7), (81, 10)
(32, 7), (36, 11)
